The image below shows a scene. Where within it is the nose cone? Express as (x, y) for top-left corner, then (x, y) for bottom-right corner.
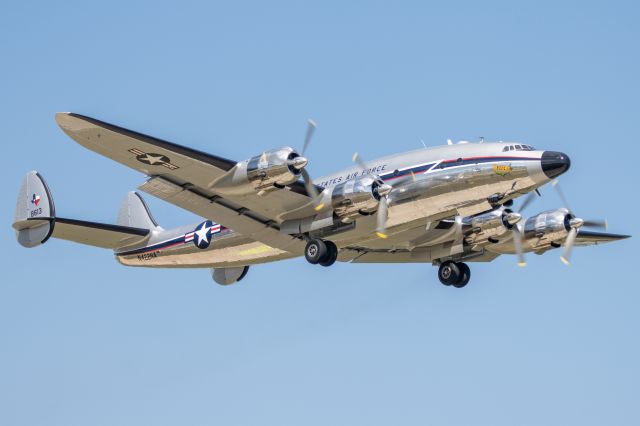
(541, 151), (571, 179)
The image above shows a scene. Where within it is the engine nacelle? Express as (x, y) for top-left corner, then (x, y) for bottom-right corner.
(211, 266), (250, 285)
(522, 208), (573, 246)
(464, 208), (521, 245)
(246, 147), (304, 192)
(330, 176), (388, 222)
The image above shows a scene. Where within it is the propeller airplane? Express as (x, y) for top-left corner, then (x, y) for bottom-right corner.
(12, 113), (630, 288)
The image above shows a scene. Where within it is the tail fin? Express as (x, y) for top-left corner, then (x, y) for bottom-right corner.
(117, 192), (162, 230)
(13, 171), (151, 249)
(13, 171), (55, 247)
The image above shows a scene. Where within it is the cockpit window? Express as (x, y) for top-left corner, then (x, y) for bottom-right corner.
(504, 144), (535, 152)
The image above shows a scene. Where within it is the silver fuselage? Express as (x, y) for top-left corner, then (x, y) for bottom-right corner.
(116, 141), (555, 268)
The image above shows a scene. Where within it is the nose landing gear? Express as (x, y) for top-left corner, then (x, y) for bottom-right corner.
(305, 238), (338, 267)
(438, 261), (471, 288)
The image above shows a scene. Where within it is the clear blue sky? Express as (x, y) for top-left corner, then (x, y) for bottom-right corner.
(1, 1), (638, 425)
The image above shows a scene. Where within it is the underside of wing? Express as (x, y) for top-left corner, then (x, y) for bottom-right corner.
(55, 113), (322, 253)
(139, 176), (307, 255)
(574, 230), (631, 246)
(56, 113), (237, 186)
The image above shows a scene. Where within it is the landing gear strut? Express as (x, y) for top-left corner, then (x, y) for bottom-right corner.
(305, 238), (338, 267)
(438, 261), (471, 288)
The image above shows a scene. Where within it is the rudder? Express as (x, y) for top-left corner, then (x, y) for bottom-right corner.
(13, 171), (55, 247)
(117, 192), (161, 230)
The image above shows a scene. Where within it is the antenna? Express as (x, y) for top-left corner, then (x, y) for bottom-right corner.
(447, 139), (453, 145)
(479, 136), (484, 143)
(420, 139), (427, 148)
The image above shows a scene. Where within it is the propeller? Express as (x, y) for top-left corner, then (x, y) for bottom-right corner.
(551, 180), (607, 265)
(352, 152), (393, 238)
(510, 191), (537, 267)
(288, 119), (325, 211)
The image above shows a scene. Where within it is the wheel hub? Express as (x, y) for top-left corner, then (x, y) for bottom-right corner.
(441, 266), (452, 279)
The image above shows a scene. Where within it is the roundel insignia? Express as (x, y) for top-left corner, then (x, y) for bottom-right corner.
(136, 152), (171, 165)
(193, 220), (214, 249)
(128, 148), (180, 170)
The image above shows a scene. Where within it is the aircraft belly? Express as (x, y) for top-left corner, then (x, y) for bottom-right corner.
(331, 164), (538, 249)
(116, 237), (295, 268)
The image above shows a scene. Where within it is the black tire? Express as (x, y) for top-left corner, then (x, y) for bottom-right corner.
(453, 263), (471, 288)
(305, 239), (327, 265)
(438, 261), (461, 286)
(319, 241), (338, 267)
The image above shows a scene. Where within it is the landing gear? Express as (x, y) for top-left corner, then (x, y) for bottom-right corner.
(438, 261), (471, 288)
(319, 241), (338, 267)
(305, 238), (338, 267)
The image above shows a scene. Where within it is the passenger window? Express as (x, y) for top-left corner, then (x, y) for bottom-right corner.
(393, 169), (400, 177)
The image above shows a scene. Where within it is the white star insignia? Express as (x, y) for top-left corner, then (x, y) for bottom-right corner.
(195, 223), (210, 245)
(141, 154), (164, 165)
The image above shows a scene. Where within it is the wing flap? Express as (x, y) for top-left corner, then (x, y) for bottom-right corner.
(139, 176), (307, 254)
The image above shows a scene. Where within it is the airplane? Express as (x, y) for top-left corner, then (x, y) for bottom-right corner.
(12, 113), (630, 288)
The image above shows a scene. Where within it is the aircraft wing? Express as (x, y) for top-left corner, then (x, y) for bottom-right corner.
(574, 230), (631, 246)
(55, 113), (312, 254)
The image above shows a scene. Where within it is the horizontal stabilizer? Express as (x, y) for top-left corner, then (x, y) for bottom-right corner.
(53, 218), (149, 249)
(13, 171), (151, 249)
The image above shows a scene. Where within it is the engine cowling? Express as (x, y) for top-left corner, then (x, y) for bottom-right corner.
(522, 208), (573, 246)
(246, 147), (304, 192)
(464, 208), (521, 245)
(330, 176), (388, 222)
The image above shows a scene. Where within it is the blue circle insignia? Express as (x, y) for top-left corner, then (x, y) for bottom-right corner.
(193, 220), (214, 249)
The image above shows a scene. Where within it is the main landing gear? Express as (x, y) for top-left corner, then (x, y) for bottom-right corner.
(305, 238), (338, 267)
(438, 261), (471, 288)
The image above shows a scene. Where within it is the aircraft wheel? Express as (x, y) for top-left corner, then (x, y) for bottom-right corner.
(438, 261), (461, 286)
(453, 262), (471, 288)
(305, 238), (327, 265)
(319, 241), (338, 267)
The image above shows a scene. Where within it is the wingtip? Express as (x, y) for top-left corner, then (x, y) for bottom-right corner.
(55, 112), (74, 128)
(560, 256), (570, 265)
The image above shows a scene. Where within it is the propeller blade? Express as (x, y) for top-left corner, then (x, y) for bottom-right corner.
(518, 191), (537, 213)
(300, 169), (324, 211)
(352, 152), (369, 172)
(552, 180), (572, 211)
(512, 226), (527, 267)
(390, 171), (417, 187)
(560, 227), (578, 265)
(376, 197), (388, 239)
(301, 119), (316, 156)
(583, 219), (608, 230)
(454, 215), (463, 239)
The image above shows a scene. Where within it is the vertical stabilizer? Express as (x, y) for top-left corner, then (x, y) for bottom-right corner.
(117, 192), (161, 230)
(13, 171), (56, 247)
